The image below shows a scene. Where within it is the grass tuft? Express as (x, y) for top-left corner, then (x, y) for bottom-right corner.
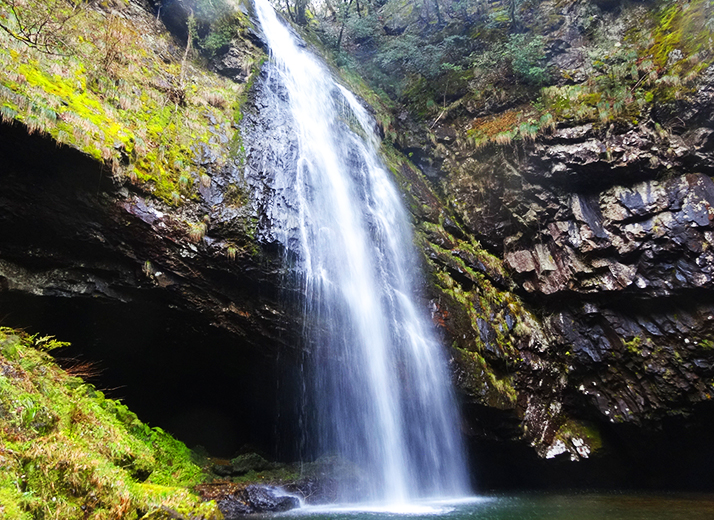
(188, 221), (208, 243)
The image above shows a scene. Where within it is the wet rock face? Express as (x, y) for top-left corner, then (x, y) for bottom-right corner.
(412, 65), (714, 474)
(197, 457), (365, 512)
(204, 484), (300, 517)
(241, 63), (301, 247)
(243, 486), (300, 513)
(503, 173), (714, 296)
(478, 114), (714, 307)
(211, 43), (255, 82)
(545, 301), (714, 421)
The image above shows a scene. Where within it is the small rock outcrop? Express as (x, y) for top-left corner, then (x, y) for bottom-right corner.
(217, 485), (301, 516)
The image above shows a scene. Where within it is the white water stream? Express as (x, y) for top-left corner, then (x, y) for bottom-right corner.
(252, 0), (469, 504)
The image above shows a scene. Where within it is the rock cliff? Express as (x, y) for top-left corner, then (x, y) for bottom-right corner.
(1, 0), (714, 495)
(365, 0), (714, 490)
(0, 0), (304, 458)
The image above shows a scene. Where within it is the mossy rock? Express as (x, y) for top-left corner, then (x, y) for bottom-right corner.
(230, 452), (274, 474)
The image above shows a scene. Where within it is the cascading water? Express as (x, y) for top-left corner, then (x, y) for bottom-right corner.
(251, 0), (470, 504)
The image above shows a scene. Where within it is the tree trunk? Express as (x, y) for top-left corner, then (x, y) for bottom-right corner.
(336, 0), (355, 49)
(433, 0), (443, 25)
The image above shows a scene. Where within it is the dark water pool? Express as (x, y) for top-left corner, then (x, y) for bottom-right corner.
(271, 494), (714, 520)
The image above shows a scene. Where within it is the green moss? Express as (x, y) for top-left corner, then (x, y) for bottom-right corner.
(700, 338), (714, 350)
(336, 65), (398, 141)
(0, 0), (265, 207)
(624, 335), (644, 355)
(0, 327), (218, 519)
(455, 347), (517, 409)
(229, 55), (265, 176)
(223, 184), (245, 206)
(414, 209), (533, 369)
(651, 0), (712, 68)
(233, 55), (265, 125)
(554, 419), (603, 454)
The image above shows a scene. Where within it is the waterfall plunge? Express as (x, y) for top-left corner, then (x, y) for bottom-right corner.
(252, 0), (470, 504)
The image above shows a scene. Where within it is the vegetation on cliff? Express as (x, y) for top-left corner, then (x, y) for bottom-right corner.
(0, 0), (261, 205)
(284, 0), (713, 147)
(0, 327), (220, 519)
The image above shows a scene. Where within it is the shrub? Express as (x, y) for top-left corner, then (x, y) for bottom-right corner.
(473, 32), (549, 85)
(504, 33), (549, 86)
(0, 327), (218, 519)
(188, 0), (249, 59)
(376, 34), (470, 81)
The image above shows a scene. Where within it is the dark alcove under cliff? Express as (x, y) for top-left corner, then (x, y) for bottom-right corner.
(0, 291), (297, 458)
(0, 121), (304, 459)
(464, 400), (714, 492)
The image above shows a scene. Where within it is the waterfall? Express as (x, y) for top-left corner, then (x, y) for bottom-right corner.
(251, 0), (469, 504)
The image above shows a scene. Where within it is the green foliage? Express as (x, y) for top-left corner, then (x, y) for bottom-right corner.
(375, 33), (470, 80)
(345, 12), (382, 44)
(312, 0), (712, 151)
(200, 19), (236, 58)
(0, 327), (218, 519)
(0, 0), (263, 206)
(504, 33), (549, 86)
(472, 32), (549, 87)
(466, 0), (713, 148)
(191, 0), (251, 59)
(306, 0), (476, 102)
(375, 34), (428, 77)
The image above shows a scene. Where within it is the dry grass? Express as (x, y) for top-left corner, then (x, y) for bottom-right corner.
(468, 105), (542, 147)
(204, 91), (228, 109)
(188, 221), (208, 242)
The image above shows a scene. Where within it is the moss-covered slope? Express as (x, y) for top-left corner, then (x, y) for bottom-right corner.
(0, 327), (221, 519)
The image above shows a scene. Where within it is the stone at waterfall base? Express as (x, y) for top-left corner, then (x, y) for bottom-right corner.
(197, 483), (300, 516)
